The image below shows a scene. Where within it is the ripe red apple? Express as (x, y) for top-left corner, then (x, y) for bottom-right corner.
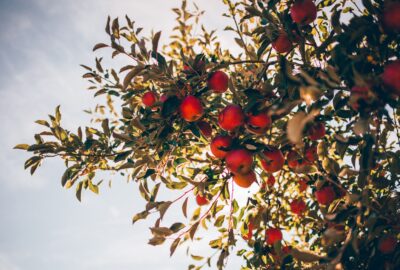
(287, 150), (307, 170)
(196, 194), (209, 206)
(208, 71), (229, 93)
(197, 121), (212, 137)
(233, 170), (256, 188)
(210, 135), (233, 159)
(267, 175), (276, 187)
(179, 95), (204, 122)
(218, 104), (245, 131)
(308, 122), (326, 141)
(261, 175), (275, 190)
(378, 236), (397, 254)
(287, 150), (298, 168)
(298, 178), (308, 192)
(266, 228), (283, 245)
(261, 148), (285, 173)
(305, 145), (317, 163)
(382, 60), (400, 95)
(290, 198), (307, 215)
(272, 32), (293, 54)
(225, 149), (253, 174)
(242, 222), (254, 241)
(246, 111), (272, 134)
(142, 91), (157, 107)
(315, 186), (336, 205)
(290, 0), (317, 25)
(383, 2), (400, 31)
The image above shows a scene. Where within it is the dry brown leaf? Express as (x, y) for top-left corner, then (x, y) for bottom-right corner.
(287, 110), (320, 145)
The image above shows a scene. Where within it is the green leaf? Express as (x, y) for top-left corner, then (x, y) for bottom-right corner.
(123, 66), (145, 90)
(114, 151), (131, 162)
(24, 156), (41, 170)
(35, 120), (50, 127)
(158, 201), (172, 220)
(191, 254), (204, 261)
(148, 236), (166, 246)
(161, 96), (180, 117)
(182, 197), (188, 218)
(132, 210), (149, 224)
(214, 215), (225, 227)
(93, 43), (109, 51)
(189, 222), (200, 240)
(152, 31), (161, 52)
(76, 181), (83, 202)
(14, 144), (30, 150)
(88, 180), (99, 194)
(169, 222), (185, 233)
(55, 105), (61, 123)
(151, 51), (167, 71)
(170, 237), (181, 256)
(143, 168), (156, 179)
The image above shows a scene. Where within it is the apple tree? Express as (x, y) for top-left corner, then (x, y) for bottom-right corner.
(16, 0), (400, 269)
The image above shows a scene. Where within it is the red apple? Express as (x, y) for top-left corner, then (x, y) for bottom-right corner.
(287, 150), (307, 170)
(308, 122), (326, 141)
(218, 104), (245, 131)
(382, 60), (400, 95)
(208, 71), (229, 93)
(290, 0), (317, 25)
(383, 2), (400, 31)
(179, 95), (204, 122)
(196, 194), (208, 206)
(266, 228), (283, 245)
(246, 111), (272, 134)
(267, 175), (276, 187)
(315, 186), (336, 205)
(261, 148), (285, 173)
(225, 149), (253, 174)
(290, 198), (307, 215)
(242, 222), (254, 241)
(287, 150), (298, 167)
(233, 170), (256, 188)
(378, 236), (397, 254)
(305, 145), (317, 163)
(197, 121), (212, 137)
(142, 91), (157, 107)
(210, 135), (233, 159)
(272, 32), (293, 54)
(298, 178), (308, 192)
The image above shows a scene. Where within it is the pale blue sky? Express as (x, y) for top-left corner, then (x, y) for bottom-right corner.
(0, 0), (248, 269)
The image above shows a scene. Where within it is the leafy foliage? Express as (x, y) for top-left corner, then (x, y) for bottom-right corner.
(17, 0), (400, 269)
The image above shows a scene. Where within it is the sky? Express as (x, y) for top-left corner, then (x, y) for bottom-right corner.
(0, 0), (247, 269)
